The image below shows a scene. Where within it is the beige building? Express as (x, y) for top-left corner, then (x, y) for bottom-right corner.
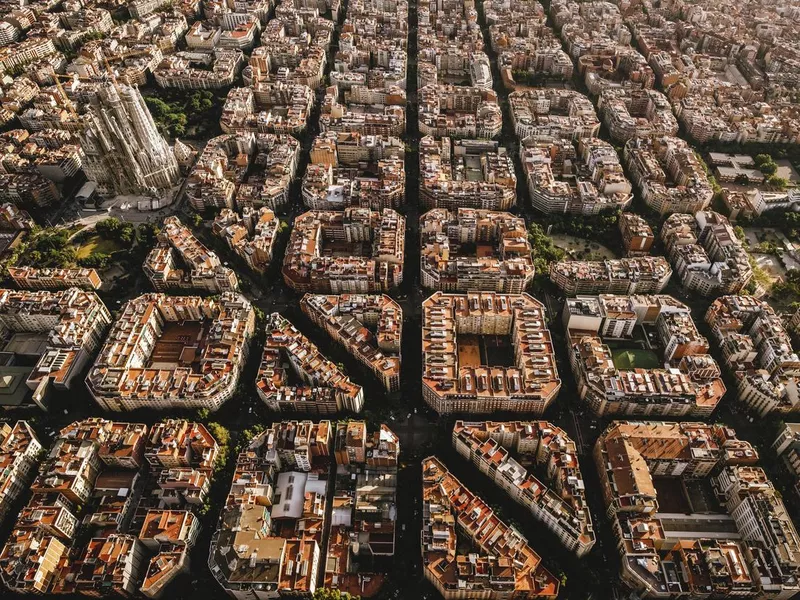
(422, 291), (561, 414)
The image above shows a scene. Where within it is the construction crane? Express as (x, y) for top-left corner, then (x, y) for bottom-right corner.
(51, 46), (159, 116)
(52, 73), (82, 118)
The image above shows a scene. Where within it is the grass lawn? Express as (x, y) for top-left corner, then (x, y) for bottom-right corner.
(612, 348), (661, 370)
(74, 234), (121, 259)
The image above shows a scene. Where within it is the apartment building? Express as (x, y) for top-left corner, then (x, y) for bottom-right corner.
(418, 0), (491, 89)
(0, 418), (214, 597)
(220, 83), (314, 135)
(327, 422), (398, 596)
(551, 0), (631, 61)
(618, 213), (654, 257)
(319, 84), (406, 137)
(509, 88), (600, 140)
(0, 128), (84, 184)
(187, 132), (299, 212)
(144, 216), (238, 293)
(0, 37), (56, 74)
(282, 209), (405, 293)
(0, 421), (41, 524)
(453, 421), (595, 557)
(598, 88), (678, 143)
(8, 266), (102, 290)
(0, 203), (34, 231)
(0, 288), (112, 399)
(593, 421), (785, 598)
(579, 47), (655, 96)
(246, 7), (333, 89)
(154, 49), (244, 89)
(257, 313), (365, 414)
(772, 423), (800, 498)
(145, 420), (219, 472)
(486, 0), (573, 87)
(706, 295), (800, 416)
(661, 211), (752, 296)
(418, 84), (502, 139)
(421, 208), (535, 293)
(566, 294), (725, 417)
(208, 422), (333, 599)
(303, 132), (405, 210)
(624, 136), (714, 215)
(301, 293), (401, 392)
(521, 136), (632, 214)
(420, 136), (517, 211)
(212, 207), (279, 274)
(422, 291), (561, 415)
(550, 257), (672, 296)
(421, 456), (559, 599)
(87, 293), (255, 412)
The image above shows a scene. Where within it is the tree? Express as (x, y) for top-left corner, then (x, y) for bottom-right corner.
(767, 175), (789, 189)
(760, 161), (778, 176)
(137, 223), (160, 245)
(79, 253), (111, 269)
(313, 590), (360, 600)
(207, 422), (230, 449)
(95, 218), (123, 239)
(528, 221), (566, 275)
(754, 154), (772, 166)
